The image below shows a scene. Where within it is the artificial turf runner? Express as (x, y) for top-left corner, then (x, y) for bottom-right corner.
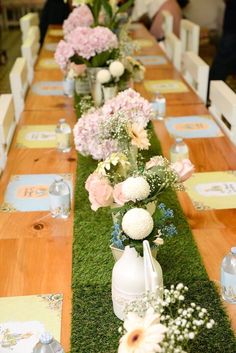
(71, 129), (236, 353)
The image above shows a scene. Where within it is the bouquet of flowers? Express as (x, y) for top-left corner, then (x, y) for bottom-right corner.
(118, 284), (215, 353)
(85, 152), (194, 255)
(73, 88), (154, 160)
(63, 5), (94, 36)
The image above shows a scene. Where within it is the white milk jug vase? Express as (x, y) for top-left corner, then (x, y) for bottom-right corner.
(112, 240), (163, 320)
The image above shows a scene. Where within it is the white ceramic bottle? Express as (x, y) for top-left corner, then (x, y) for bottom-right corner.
(112, 242), (163, 320)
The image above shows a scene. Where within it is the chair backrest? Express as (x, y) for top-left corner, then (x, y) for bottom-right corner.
(26, 25), (40, 43)
(0, 94), (16, 154)
(162, 10), (173, 38)
(0, 142), (7, 175)
(164, 32), (181, 71)
(9, 57), (28, 122)
(182, 51), (209, 103)
(209, 81), (236, 145)
(21, 35), (40, 83)
(180, 19), (200, 54)
(20, 12), (39, 41)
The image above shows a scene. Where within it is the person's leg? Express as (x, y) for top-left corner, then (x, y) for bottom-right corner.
(209, 32), (236, 81)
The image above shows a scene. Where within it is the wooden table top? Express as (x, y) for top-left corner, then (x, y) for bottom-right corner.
(0, 23), (235, 353)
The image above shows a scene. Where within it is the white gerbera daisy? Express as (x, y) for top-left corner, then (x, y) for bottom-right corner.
(118, 308), (167, 353)
(122, 208), (154, 240)
(96, 69), (111, 84)
(122, 176), (150, 202)
(109, 61), (125, 77)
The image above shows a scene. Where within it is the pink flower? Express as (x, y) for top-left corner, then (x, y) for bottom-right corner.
(54, 40), (75, 71)
(63, 5), (93, 36)
(113, 183), (126, 206)
(85, 173), (114, 211)
(67, 26), (118, 61)
(171, 159), (195, 182)
(146, 156), (165, 169)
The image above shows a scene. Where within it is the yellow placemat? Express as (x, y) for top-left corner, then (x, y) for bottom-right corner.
(48, 29), (63, 37)
(133, 38), (154, 48)
(16, 125), (57, 148)
(0, 294), (63, 352)
(37, 58), (59, 69)
(184, 171), (236, 210)
(144, 80), (189, 94)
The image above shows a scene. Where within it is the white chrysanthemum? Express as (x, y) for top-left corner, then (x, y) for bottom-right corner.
(109, 61), (125, 77)
(122, 176), (150, 201)
(96, 69), (111, 84)
(118, 308), (167, 353)
(122, 208), (154, 240)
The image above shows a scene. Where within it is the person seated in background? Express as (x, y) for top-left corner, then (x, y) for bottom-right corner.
(40, 0), (71, 45)
(131, 0), (182, 40)
(209, 0), (236, 82)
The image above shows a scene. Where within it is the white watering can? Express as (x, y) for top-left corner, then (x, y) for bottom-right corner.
(112, 240), (163, 320)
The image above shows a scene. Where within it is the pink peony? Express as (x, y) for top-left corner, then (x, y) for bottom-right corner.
(85, 173), (114, 211)
(171, 159), (194, 182)
(113, 183), (126, 206)
(54, 40), (75, 71)
(67, 26), (118, 61)
(63, 5), (93, 36)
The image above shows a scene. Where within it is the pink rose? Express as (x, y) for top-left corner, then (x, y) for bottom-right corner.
(113, 183), (126, 206)
(85, 173), (114, 211)
(171, 159), (194, 182)
(146, 156), (165, 169)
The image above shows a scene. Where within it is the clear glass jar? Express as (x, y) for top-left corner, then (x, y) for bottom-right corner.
(48, 177), (71, 219)
(170, 137), (189, 163)
(221, 247), (236, 304)
(33, 332), (65, 353)
(55, 118), (71, 153)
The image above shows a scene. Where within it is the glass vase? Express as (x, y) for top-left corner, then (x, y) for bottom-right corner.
(87, 67), (104, 107)
(102, 85), (118, 102)
(74, 75), (90, 96)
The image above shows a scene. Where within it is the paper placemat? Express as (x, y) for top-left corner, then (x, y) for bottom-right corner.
(37, 58), (58, 69)
(144, 80), (189, 94)
(48, 29), (63, 37)
(133, 38), (154, 48)
(165, 115), (223, 138)
(31, 81), (64, 96)
(0, 293), (63, 353)
(44, 43), (58, 52)
(134, 55), (168, 66)
(184, 171), (236, 210)
(16, 125), (57, 148)
(0, 174), (72, 212)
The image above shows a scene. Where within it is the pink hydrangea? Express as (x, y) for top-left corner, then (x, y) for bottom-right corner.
(54, 40), (75, 71)
(85, 172), (114, 211)
(102, 88), (153, 127)
(67, 26), (118, 60)
(73, 110), (118, 160)
(63, 5), (93, 36)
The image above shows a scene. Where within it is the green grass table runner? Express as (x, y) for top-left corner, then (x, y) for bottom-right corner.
(71, 130), (236, 353)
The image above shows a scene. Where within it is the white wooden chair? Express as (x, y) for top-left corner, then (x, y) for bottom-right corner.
(26, 25), (40, 43)
(182, 51), (209, 103)
(9, 57), (28, 122)
(20, 12), (39, 41)
(209, 81), (236, 145)
(164, 32), (181, 71)
(21, 35), (40, 84)
(162, 10), (173, 38)
(180, 19), (200, 55)
(0, 143), (7, 175)
(0, 94), (16, 157)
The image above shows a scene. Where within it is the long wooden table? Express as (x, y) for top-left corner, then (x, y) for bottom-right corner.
(0, 23), (235, 353)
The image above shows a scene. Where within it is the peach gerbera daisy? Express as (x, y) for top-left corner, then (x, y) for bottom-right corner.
(118, 308), (167, 353)
(128, 123), (150, 150)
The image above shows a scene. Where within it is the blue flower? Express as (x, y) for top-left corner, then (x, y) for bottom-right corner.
(163, 224), (177, 237)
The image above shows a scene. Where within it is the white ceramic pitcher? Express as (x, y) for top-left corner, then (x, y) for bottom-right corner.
(112, 240), (163, 320)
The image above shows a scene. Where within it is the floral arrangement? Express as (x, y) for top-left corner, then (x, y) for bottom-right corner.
(118, 284), (215, 353)
(85, 152), (194, 254)
(123, 56), (146, 82)
(71, 0), (134, 29)
(63, 5), (93, 36)
(96, 61), (125, 87)
(73, 88), (154, 160)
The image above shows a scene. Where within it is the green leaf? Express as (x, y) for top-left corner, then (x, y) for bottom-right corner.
(101, 0), (113, 20)
(90, 0), (102, 25)
(116, 0), (134, 14)
(70, 54), (88, 66)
